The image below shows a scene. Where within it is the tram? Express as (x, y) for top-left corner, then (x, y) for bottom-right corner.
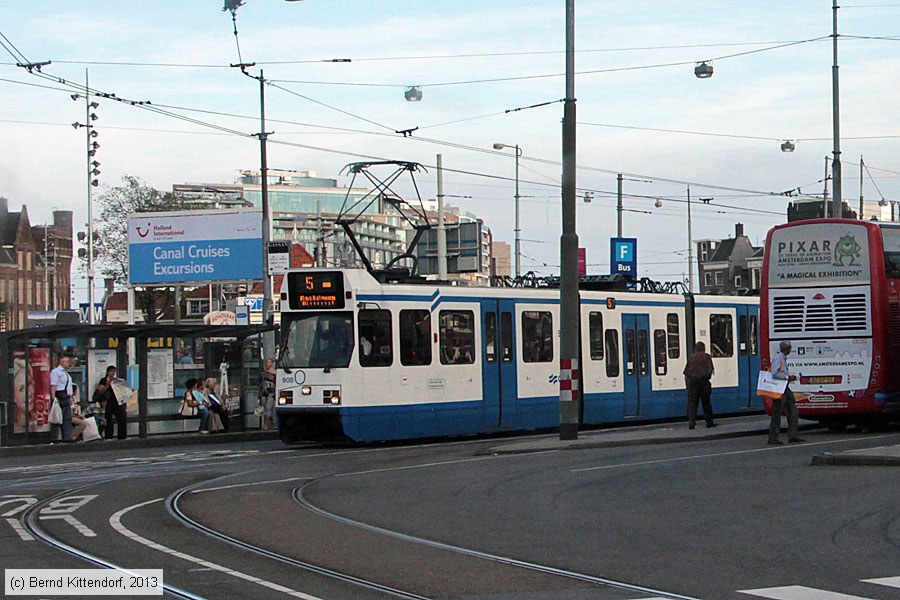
(273, 268), (761, 443)
(761, 219), (900, 429)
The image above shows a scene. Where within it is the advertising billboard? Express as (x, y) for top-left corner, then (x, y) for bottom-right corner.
(767, 222), (870, 288)
(128, 210), (263, 285)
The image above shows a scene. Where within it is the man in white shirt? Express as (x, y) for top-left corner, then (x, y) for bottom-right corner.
(49, 355), (74, 443)
(769, 340), (803, 445)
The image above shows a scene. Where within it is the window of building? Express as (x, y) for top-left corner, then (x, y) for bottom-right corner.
(666, 313), (680, 359)
(399, 309), (431, 366)
(654, 329), (667, 375)
(359, 309), (393, 367)
(522, 311), (553, 363)
(704, 272), (713, 287)
(715, 271), (723, 286)
(439, 310), (475, 365)
(710, 314), (734, 358)
(588, 312), (603, 360)
(25, 253), (31, 271)
(187, 299), (209, 316)
(605, 330), (620, 377)
(734, 275), (742, 288)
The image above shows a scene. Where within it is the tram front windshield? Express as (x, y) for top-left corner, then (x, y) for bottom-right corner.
(281, 312), (354, 369)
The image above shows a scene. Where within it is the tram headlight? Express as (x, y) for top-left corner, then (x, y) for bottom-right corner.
(323, 389), (341, 405)
(278, 391), (293, 406)
(301, 386), (312, 395)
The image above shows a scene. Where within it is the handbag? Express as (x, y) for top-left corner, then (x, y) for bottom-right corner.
(179, 397), (198, 417)
(49, 401), (63, 425)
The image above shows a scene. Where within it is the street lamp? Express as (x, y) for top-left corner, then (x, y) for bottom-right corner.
(492, 142), (522, 278)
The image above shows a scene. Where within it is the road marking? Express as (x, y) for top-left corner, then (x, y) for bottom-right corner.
(38, 514), (96, 537)
(572, 434), (900, 473)
(0, 495), (37, 517)
(110, 499), (323, 599)
(5, 517), (34, 541)
(739, 586), (875, 599)
(191, 476), (311, 493)
(862, 576), (900, 588)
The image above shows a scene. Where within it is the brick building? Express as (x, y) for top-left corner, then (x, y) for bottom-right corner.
(0, 198), (73, 329)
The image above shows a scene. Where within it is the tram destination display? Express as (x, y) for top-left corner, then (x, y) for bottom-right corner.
(287, 271), (345, 309)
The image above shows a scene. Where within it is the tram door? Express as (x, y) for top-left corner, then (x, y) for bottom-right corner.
(481, 300), (517, 429)
(736, 305), (761, 408)
(622, 314), (652, 418)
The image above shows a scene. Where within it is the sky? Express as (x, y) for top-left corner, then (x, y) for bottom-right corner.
(3, 1), (900, 296)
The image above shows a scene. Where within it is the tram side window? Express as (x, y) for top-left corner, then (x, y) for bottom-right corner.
(439, 310), (475, 365)
(666, 313), (680, 359)
(522, 311), (554, 363)
(624, 329), (636, 376)
(588, 312), (604, 360)
(709, 314), (734, 358)
(739, 315), (748, 356)
(750, 314), (759, 355)
(358, 309), (393, 367)
(605, 330), (620, 377)
(654, 329), (667, 375)
(400, 309), (431, 366)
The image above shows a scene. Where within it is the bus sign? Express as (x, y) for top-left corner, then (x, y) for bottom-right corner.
(286, 272), (345, 309)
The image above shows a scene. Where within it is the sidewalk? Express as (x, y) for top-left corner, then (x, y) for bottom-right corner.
(0, 429), (280, 458)
(483, 415), (900, 467)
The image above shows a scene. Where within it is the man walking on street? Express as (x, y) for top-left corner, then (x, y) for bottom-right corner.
(50, 355), (74, 443)
(683, 341), (716, 429)
(769, 340), (804, 445)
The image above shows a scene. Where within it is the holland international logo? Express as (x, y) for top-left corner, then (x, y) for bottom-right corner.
(136, 223), (151, 238)
(832, 234), (862, 267)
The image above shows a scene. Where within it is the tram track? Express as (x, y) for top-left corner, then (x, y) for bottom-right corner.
(20, 484), (203, 600)
(167, 478), (431, 600)
(293, 477), (701, 600)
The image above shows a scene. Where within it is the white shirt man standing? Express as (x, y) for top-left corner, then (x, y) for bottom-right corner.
(769, 340), (804, 445)
(49, 355), (74, 443)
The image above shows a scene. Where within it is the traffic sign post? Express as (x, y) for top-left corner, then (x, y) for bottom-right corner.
(267, 241), (290, 275)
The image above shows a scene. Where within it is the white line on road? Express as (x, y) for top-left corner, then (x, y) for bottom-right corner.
(739, 586), (874, 599)
(191, 476), (312, 493)
(5, 517), (34, 541)
(572, 434), (900, 473)
(862, 576), (900, 588)
(109, 498), (323, 599)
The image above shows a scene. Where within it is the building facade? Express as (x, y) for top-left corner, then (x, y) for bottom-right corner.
(0, 199), (73, 330)
(696, 223), (761, 295)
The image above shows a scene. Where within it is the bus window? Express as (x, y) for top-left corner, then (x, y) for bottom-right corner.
(750, 314), (759, 355)
(710, 314), (734, 358)
(638, 329), (649, 376)
(439, 310), (475, 365)
(654, 329), (667, 375)
(359, 309), (392, 367)
(625, 329), (636, 375)
(739, 314), (748, 356)
(522, 311), (553, 363)
(605, 330), (620, 377)
(589, 312), (604, 360)
(400, 309), (431, 366)
(281, 313), (353, 369)
(666, 313), (680, 359)
(483, 312), (497, 364)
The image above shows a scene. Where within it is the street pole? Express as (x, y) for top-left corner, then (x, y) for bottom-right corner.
(686, 186), (694, 293)
(85, 69), (96, 324)
(859, 155), (864, 220)
(617, 173), (623, 238)
(831, 0), (843, 219)
(514, 145), (521, 279)
(258, 69), (272, 334)
(559, 0), (580, 441)
(436, 154), (448, 281)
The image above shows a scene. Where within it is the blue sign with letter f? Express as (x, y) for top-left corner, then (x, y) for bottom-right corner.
(610, 237), (637, 279)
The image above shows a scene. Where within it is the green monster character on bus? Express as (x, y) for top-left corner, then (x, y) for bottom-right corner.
(833, 234), (862, 266)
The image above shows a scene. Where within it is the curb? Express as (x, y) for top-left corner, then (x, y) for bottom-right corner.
(0, 431), (280, 458)
(481, 427), (769, 455)
(811, 453), (900, 467)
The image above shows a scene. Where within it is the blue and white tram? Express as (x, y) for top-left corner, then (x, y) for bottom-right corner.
(274, 268), (762, 443)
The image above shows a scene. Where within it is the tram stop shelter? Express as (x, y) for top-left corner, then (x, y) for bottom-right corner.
(0, 323), (276, 446)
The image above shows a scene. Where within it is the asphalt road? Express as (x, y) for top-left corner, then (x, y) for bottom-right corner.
(2, 422), (900, 600)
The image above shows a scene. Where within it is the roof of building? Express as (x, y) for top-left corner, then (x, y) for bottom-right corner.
(708, 238), (738, 263)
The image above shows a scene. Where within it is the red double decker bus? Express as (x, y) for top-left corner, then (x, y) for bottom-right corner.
(761, 219), (900, 429)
